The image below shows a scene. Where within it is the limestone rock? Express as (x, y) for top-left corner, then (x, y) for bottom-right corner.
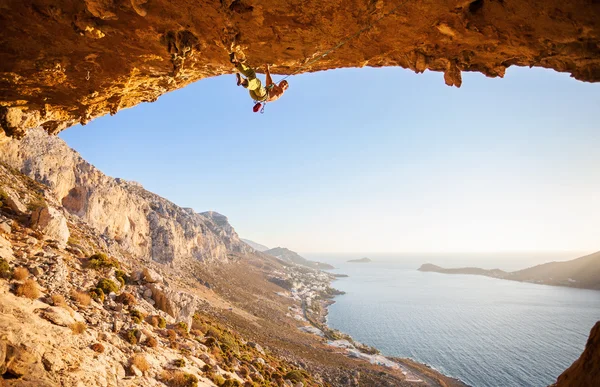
(0, 220), (11, 234)
(0, 234), (14, 262)
(3, 344), (41, 378)
(2, 188), (27, 214)
(248, 342), (265, 355)
(38, 306), (76, 327)
(30, 206), (70, 248)
(142, 267), (162, 284)
(1, 0), (600, 137)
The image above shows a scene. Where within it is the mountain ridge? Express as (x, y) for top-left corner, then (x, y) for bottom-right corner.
(418, 251), (600, 290)
(264, 247), (335, 270)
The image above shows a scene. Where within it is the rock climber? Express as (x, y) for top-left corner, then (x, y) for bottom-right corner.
(230, 53), (288, 110)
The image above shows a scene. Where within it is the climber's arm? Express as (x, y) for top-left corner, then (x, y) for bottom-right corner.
(265, 65), (274, 87)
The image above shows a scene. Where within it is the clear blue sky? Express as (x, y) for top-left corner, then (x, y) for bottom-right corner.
(59, 66), (600, 254)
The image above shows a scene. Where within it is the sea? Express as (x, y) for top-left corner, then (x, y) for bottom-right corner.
(304, 252), (600, 387)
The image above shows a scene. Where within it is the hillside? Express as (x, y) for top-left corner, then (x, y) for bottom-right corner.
(241, 239), (269, 252)
(418, 251), (600, 290)
(264, 247), (334, 270)
(0, 129), (471, 386)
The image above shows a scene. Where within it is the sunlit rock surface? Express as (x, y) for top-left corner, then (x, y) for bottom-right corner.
(1, 0), (599, 136)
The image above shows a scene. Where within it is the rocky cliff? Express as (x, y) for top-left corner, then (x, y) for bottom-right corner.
(552, 321), (600, 387)
(2, 0), (600, 136)
(0, 128), (249, 266)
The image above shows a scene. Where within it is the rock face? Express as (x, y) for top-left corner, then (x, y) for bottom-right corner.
(30, 206), (70, 248)
(552, 321), (600, 387)
(0, 128), (249, 264)
(1, 0), (599, 136)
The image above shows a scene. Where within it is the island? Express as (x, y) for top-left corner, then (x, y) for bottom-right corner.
(418, 251), (600, 290)
(348, 257), (372, 263)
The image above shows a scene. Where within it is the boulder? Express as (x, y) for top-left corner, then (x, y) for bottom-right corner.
(30, 206), (69, 248)
(2, 188), (27, 214)
(38, 306), (76, 327)
(3, 344), (40, 378)
(141, 267), (162, 284)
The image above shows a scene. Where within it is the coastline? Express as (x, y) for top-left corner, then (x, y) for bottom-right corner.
(284, 265), (469, 386)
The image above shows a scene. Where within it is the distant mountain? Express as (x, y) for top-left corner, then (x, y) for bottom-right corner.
(263, 247), (334, 270)
(348, 257), (372, 263)
(241, 238), (270, 252)
(418, 251), (600, 290)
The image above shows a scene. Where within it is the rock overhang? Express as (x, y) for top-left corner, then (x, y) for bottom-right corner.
(1, 0), (599, 137)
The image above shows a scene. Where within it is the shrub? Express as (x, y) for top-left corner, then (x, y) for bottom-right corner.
(222, 380), (241, 387)
(158, 316), (167, 328)
(87, 253), (120, 270)
(211, 374), (225, 386)
(126, 329), (140, 345)
(116, 276), (125, 288)
(203, 336), (218, 347)
(115, 269), (127, 283)
(70, 321), (87, 334)
(96, 278), (119, 295)
(152, 288), (172, 315)
(220, 332), (239, 354)
(145, 336), (158, 348)
(173, 358), (185, 367)
(130, 354), (150, 373)
(0, 190), (8, 207)
(161, 370), (198, 387)
(176, 321), (188, 334)
(13, 267), (29, 281)
(130, 309), (144, 324)
(16, 279), (40, 299)
(89, 288), (105, 303)
(27, 197), (46, 212)
(284, 370), (306, 383)
(71, 290), (91, 306)
(91, 343), (105, 353)
(166, 329), (177, 341)
(206, 327), (221, 339)
(116, 292), (136, 306)
(51, 294), (67, 307)
(149, 315), (159, 327)
(0, 258), (10, 279)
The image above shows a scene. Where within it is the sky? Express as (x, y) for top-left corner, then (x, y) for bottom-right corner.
(59, 66), (600, 254)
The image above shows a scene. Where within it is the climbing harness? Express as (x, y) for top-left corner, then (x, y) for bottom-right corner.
(252, 83), (275, 114)
(275, 0), (414, 84)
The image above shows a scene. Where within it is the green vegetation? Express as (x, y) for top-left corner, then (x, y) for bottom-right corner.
(126, 329), (140, 345)
(173, 358), (185, 367)
(89, 288), (105, 303)
(220, 332), (240, 354)
(176, 321), (188, 334)
(87, 253), (120, 270)
(26, 196), (46, 212)
(115, 269), (127, 285)
(158, 316), (167, 328)
(130, 309), (144, 324)
(284, 369), (307, 383)
(0, 258), (11, 279)
(96, 278), (119, 295)
(0, 189), (8, 207)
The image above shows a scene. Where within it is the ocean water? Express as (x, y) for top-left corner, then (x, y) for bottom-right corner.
(308, 256), (600, 387)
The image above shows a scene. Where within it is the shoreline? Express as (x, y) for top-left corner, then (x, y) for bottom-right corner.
(284, 265), (469, 386)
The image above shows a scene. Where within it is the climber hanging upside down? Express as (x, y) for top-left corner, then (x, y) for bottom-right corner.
(230, 53), (288, 111)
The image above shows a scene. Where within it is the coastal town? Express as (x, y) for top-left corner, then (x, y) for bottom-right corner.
(268, 262), (463, 385)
